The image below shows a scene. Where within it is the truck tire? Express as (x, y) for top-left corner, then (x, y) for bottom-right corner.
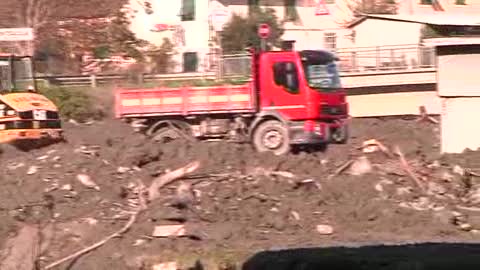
(150, 121), (193, 144)
(253, 120), (290, 155)
(331, 124), (349, 144)
(152, 127), (181, 143)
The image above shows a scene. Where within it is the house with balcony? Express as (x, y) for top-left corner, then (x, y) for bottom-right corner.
(345, 0), (480, 71)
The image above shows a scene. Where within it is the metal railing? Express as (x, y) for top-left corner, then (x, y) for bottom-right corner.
(216, 44), (436, 77)
(36, 45), (437, 88)
(37, 72), (217, 88)
(334, 44), (436, 73)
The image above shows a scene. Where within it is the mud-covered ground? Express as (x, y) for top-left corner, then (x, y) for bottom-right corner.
(0, 117), (480, 269)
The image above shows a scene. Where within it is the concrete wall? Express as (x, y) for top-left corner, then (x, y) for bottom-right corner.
(349, 19), (423, 68)
(437, 50), (480, 96)
(348, 91), (441, 118)
(437, 44), (480, 154)
(441, 97), (480, 153)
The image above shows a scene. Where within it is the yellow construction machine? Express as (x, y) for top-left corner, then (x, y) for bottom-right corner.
(0, 54), (63, 147)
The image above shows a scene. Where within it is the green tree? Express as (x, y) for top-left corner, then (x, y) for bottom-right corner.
(0, 0), (128, 55)
(106, 10), (148, 61)
(147, 38), (176, 74)
(221, 8), (284, 54)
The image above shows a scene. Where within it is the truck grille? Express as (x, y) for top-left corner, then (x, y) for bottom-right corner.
(321, 105), (345, 115)
(3, 120), (62, 130)
(18, 110), (60, 120)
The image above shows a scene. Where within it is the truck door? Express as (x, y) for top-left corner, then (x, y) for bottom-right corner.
(259, 53), (308, 120)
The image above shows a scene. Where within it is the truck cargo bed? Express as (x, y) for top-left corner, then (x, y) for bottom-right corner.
(115, 84), (256, 118)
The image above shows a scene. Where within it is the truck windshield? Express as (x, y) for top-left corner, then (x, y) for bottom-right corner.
(300, 50), (341, 92)
(0, 56), (35, 92)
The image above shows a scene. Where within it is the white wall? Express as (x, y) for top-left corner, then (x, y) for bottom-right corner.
(349, 19), (423, 68)
(441, 97), (480, 153)
(353, 19), (422, 47)
(437, 52), (480, 97)
(127, 0), (211, 73)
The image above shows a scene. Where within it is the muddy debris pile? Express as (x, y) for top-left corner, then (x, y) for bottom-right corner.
(0, 119), (479, 269)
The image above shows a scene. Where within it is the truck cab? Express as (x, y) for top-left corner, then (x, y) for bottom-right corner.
(250, 49), (349, 153)
(0, 54), (63, 145)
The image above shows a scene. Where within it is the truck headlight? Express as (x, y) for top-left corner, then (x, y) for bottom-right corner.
(0, 124), (5, 130)
(6, 110), (16, 116)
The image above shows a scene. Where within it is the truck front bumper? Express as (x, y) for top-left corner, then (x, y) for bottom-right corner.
(288, 119), (349, 145)
(0, 129), (64, 144)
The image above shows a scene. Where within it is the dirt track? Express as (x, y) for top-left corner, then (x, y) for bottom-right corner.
(1, 116), (480, 269)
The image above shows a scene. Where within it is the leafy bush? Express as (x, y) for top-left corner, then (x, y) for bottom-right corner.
(39, 86), (105, 122)
(221, 8), (284, 54)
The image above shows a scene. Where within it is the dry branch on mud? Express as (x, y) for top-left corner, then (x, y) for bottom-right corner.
(2, 118), (480, 269)
(42, 161), (201, 269)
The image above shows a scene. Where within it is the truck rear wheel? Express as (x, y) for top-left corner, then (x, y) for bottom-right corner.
(149, 121), (193, 144)
(152, 127), (181, 143)
(253, 120), (290, 155)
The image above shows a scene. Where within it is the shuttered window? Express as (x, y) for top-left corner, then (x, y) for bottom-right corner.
(181, 0), (195, 21)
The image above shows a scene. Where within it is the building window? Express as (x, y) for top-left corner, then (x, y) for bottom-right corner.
(183, 52), (198, 72)
(455, 0), (466, 5)
(248, 0), (260, 14)
(181, 0), (195, 21)
(284, 0), (299, 22)
(420, 0), (432, 4)
(324, 32), (337, 51)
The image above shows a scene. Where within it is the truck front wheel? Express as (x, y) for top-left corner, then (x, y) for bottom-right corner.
(331, 125), (349, 144)
(253, 120), (290, 155)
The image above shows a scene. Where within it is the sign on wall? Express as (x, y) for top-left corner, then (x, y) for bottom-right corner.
(315, 0), (330, 16)
(151, 24), (176, 32)
(210, 8), (229, 32)
(0, 28), (34, 41)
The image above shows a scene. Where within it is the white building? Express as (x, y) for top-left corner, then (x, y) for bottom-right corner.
(124, 0), (480, 73)
(346, 14), (480, 69)
(126, 0), (212, 73)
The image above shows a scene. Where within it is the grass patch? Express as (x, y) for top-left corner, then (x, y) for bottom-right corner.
(116, 77), (251, 89)
(38, 86), (105, 122)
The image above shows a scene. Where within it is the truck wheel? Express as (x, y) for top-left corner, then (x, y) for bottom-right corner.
(253, 120), (290, 155)
(331, 125), (349, 144)
(150, 121), (193, 144)
(152, 127), (181, 143)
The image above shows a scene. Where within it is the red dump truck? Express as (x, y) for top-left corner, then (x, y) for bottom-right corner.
(115, 48), (349, 155)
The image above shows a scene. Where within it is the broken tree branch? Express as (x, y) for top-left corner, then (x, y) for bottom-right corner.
(417, 106), (439, 124)
(148, 161), (201, 202)
(43, 211), (138, 270)
(328, 159), (354, 180)
(359, 139), (392, 157)
(393, 146), (426, 193)
(42, 162), (201, 268)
